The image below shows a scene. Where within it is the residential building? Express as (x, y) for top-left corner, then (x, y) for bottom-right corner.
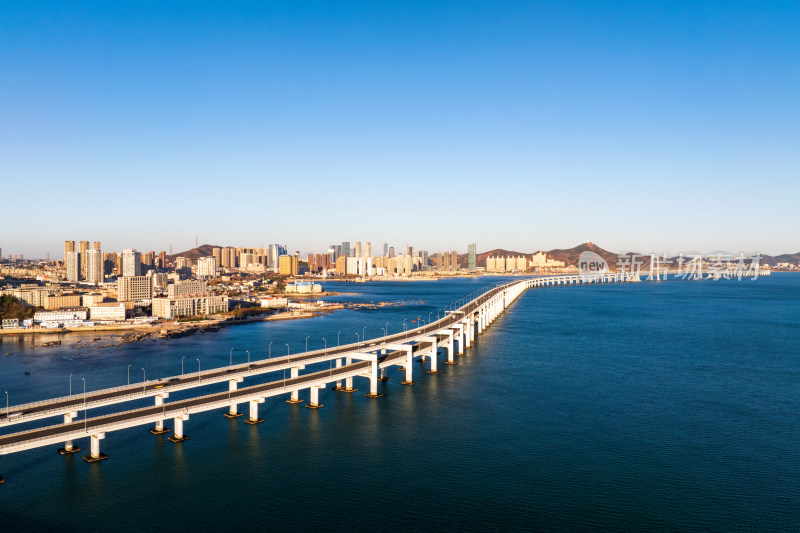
(122, 249), (142, 277)
(354, 242), (363, 258)
(34, 309), (88, 323)
(168, 280), (208, 298)
(468, 243), (477, 272)
(78, 241), (90, 279)
(364, 242), (372, 258)
(86, 249), (103, 285)
(66, 251), (80, 283)
(278, 255), (298, 276)
(197, 256), (217, 278)
(341, 242), (351, 260)
(64, 241), (75, 264)
(89, 303), (126, 321)
(260, 297), (288, 308)
(44, 294), (82, 310)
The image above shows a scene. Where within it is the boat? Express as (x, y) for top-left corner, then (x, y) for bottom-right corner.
(24, 371), (30, 375)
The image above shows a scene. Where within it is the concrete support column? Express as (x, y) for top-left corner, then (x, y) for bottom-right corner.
(455, 324), (465, 355)
(477, 309), (483, 334)
(335, 358), (343, 389)
(340, 357), (357, 392)
(366, 360), (383, 398)
(427, 338), (440, 374)
(58, 411), (81, 454)
(444, 330), (456, 365)
(469, 315), (475, 343)
(401, 346), (416, 385)
(150, 394), (171, 434)
(245, 398), (265, 424)
(225, 379), (244, 416)
(286, 367), (304, 403)
(169, 414), (190, 442)
(306, 384), (324, 409)
(83, 432), (107, 462)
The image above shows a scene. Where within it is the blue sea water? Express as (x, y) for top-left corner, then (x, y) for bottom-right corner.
(0, 275), (798, 532)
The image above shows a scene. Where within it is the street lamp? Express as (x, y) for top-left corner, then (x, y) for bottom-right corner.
(429, 312), (432, 324)
(4, 391), (7, 418)
(82, 378), (86, 432)
(246, 350), (250, 365)
(142, 368), (146, 391)
(269, 341), (273, 359)
(305, 336), (310, 352)
(196, 359), (201, 382)
(127, 364), (131, 385)
(385, 322), (389, 337)
(322, 338), (327, 355)
(362, 326), (367, 343)
(337, 331), (341, 346)
(69, 373), (73, 398)
(229, 347), (234, 367)
(403, 319), (407, 331)
(181, 355), (186, 376)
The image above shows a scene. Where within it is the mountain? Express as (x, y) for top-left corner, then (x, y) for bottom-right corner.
(544, 242), (619, 269)
(458, 242), (618, 268)
(167, 244), (222, 264)
(762, 252), (800, 266)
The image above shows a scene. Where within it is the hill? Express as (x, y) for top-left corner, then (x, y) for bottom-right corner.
(762, 252), (800, 266)
(458, 242), (619, 269)
(167, 244), (222, 265)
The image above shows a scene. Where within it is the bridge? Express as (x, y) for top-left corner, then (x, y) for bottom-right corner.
(0, 272), (634, 482)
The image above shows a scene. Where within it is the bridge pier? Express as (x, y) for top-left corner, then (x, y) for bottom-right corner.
(306, 385), (325, 409)
(83, 433), (108, 462)
(58, 411), (81, 454)
(286, 367), (304, 403)
(225, 378), (245, 416)
(401, 345), (416, 385)
(150, 394), (171, 434)
(168, 414), (190, 442)
(335, 358), (343, 389)
(341, 357), (358, 392)
(468, 315), (475, 344)
(245, 398), (265, 424)
(427, 338), (440, 374)
(454, 323), (465, 355)
(463, 318), (472, 348)
(366, 360), (384, 397)
(377, 350), (390, 381)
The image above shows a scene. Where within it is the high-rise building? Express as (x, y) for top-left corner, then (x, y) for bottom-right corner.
(383, 243), (389, 256)
(278, 255), (298, 276)
(450, 250), (459, 271)
(93, 241), (101, 251)
(65, 251), (80, 283)
(341, 242), (351, 260)
(239, 252), (257, 269)
(354, 242), (362, 258)
(468, 243), (477, 272)
(364, 242), (372, 258)
(212, 247), (221, 267)
(78, 241), (90, 279)
(197, 257), (217, 278)
(121, 249), (142, 277)
(86, 249), (103, 285)
(388, 246), (395, 258)
(159, 251), (166, 269)
(64, 241), (76, 264)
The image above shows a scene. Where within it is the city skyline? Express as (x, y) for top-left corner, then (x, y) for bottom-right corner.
(2, 2), (798, 256)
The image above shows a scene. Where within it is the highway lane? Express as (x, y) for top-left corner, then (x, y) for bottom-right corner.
(1, 281), (514, 426)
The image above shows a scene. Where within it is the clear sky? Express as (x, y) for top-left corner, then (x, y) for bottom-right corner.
(1, 1), (798, 258)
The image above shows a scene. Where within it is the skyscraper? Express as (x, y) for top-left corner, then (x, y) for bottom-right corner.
(383, 243), (389, 256)
(66, 251), (80, 283)
(93, 241), (101, 251)
(86, 249), (103, 285)
(121, 249), (142, 277)
(364, 242), (372, 258)
(468, 243), (477, 272)
(355, 242), (363, 258)
(64, 241), (75, 265)
(79, 241), (90, 279)
(341, 242), (350, 259)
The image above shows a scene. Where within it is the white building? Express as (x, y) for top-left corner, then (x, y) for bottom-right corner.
(197, 256), (217, 278)
(151, 294), (228, 319)
(260, 297), (288, 308)
(66, 251), (80, 283)
(34, 309), (88, 323)
(86, 249), (104, 285)
(122, 249), (142, 277)
(89, 303), (126, 321)
(118, 276), (153, 302)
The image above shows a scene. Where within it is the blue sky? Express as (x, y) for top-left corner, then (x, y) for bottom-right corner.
(1, 1), (798, 257)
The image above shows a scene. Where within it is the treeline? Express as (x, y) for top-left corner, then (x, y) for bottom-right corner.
(0, 295), (37, 320)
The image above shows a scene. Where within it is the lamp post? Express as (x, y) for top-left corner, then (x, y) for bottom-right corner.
(322, 338), (327, 355)
(229, 347), (234, 367)
(269, 341), (273, 359)
(246, 350), (250, 365)
(362, 326), (366, 343)
(305, 336), (310, 352)
(127, 364), (131, 385)
(4, 391), (7, 418)
(142, 368), (146, 391)
(69, 373), (73, 398)
(196, 359), (201, 382)
(403, 319), (407, 332)
(355, 332), (359, 345)
(337, 331), (341, 346)
(181, 355), (186, 376)
(385, 323), (389, 337)
(82, 378), (86, 432)
(429, 311), (433, 324)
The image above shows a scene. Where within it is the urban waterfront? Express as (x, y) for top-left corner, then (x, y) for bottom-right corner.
(1, 275), (798, 531)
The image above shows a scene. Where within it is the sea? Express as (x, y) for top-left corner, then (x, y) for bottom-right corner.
(0, 274), (798, 532)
